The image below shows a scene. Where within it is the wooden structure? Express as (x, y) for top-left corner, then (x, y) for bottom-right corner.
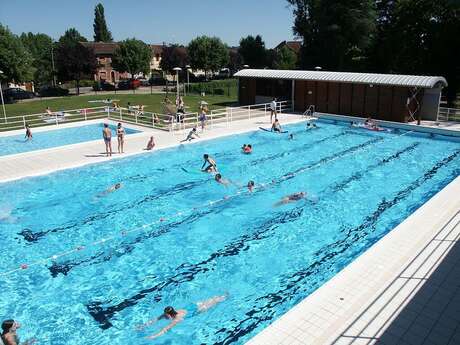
(234, 69), (447, 123)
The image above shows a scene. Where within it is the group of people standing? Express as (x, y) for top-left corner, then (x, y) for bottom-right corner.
(102, 123), (125, 157)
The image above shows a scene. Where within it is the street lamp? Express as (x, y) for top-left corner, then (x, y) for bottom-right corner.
(185, 65), (191, 96)
(173, 67), (181, 101)
(51, 42), (57, 87)
(0, 70), (7, 123)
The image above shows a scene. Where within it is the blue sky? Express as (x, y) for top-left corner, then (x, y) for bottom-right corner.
(0, 0), (296, 48)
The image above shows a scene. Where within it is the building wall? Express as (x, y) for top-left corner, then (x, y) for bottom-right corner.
(293, 80), (427, 123)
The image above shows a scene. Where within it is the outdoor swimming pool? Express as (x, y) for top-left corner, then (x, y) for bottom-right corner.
(0, 123), (140, 157)
(0, 120), (459, 345)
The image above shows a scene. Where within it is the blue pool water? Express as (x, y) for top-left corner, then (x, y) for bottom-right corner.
(0, 123), (140, 156)
(0, 121), (459, 345)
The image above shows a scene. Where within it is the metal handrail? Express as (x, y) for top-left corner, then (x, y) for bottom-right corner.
(437, 107), (460, 122)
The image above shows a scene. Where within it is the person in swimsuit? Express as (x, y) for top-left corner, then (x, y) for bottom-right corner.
(247, 180), (255, 192)
(137, 294), (228, 340)
(306, 122), (318, 129)
(364, 117), (376, 129)
(270, 98), (277, 123)
(24, 124), (32, 140)
(98, 183), (122, 197)
(116, 123), (125, 154)
(1, 320), (36, 345)
(102, 123), (112, 157)
(181, 128), (200, 142)
(271, 119), (282, 133)
(201, 154), (217, 172)
(199, 110), (207, 131)
(288, 133), (294, 140)
(215, 173), (230, 186)
(242, 144), (252, 154)
(146, 136), (155, 150)
(274, 192), (307, 206)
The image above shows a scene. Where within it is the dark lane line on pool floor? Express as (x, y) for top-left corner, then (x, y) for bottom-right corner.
(212, 150), (460, 345)
(16, 130), (358, 244)
(85, 149), (459, 333)
(45, 137), (387, 278)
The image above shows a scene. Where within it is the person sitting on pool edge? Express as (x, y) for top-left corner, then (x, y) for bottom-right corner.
(274, 192), (307, 206)
(137, 294), (228, 340)
(271, 119), (282, 133)
(1, 319), (36, 345)
(201, 154), (217, 173)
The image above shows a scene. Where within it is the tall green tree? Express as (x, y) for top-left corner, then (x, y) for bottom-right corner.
(368, 0), (460, 105)
(238, 35), (267, 68)
(0, 24), (34, 83)
(273, 46), (297, 70)
(287, 0), (376, 70)
(187, 36), (229, 79)
(20, 32), (54, 86)
(112, 38), (152, 77)
(55, 28), (95, 94)
(93, 3), (113, 42)
(159, 44), (189, 74)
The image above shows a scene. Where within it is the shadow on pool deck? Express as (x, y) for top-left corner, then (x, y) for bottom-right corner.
(332, 211), (460, 345)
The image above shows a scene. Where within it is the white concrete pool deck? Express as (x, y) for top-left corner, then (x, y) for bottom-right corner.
(1, 113), (459, 345)
(0, 112), (302, 183)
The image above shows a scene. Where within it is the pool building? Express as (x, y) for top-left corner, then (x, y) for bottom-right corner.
(235, 69), (447, 123)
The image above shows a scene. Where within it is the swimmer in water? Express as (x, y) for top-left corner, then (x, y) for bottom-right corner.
(271, 119), (282, 133)
(98, 183), (122, 197)
(181, 127), (200, 142)
(306, 122), (317, 129)
(247, 180), (255, 192)
(242, 144), (252, 154)
(1, 319), (36, 345)
(274, 192), (307, 206)
(24, 124), (32, 140)
(215, 173), (230, 186)
(288, 133), (294, 140)
(201, 154), (218, 173)
(137, 294), (228, 340)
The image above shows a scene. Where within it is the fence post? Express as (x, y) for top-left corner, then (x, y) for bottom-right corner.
(135, 112), (138, 124)
(152, 113), (155, 127)
(230, 107), (233, 123)
(119, 108), (123, 121)
(84, 109), (87, 121)
(264, 104), (267, 117)
(23, 116), (26, 128)
(55, 114), (58, 125)
(106, 106), (110, 118)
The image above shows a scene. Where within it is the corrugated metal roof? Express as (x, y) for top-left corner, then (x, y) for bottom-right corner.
(233, 69), (447, 88)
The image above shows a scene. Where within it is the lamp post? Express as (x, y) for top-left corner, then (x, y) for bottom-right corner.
(0, 70), (6, 123)
(173, 67), (181, 100)
(185, 65), (191, 96)
(51, 42), (57, 87)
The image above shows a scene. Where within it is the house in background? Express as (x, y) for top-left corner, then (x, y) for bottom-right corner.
(274, 40), (302, 55)
(150, 44), (164, 72)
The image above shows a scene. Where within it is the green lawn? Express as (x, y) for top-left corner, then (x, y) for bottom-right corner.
(4, 93), (237, 119)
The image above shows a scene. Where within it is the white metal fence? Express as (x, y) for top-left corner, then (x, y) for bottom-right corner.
(437, 107), (460, 122)
(0, 101), (293, 132)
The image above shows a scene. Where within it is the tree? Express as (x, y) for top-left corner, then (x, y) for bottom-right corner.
(93, 3), (113, 42)
(238, 35), (267, 68)
(187, 36), (229, 78)
(112, 38), (152, 78)
(368, 0), (460, 105)
(55, 28), (95, 94)
(228, 48), (243, 74)
(273, 46), (297, 70)
(0, 24), (34, 83)
(159, 44), (189, 74)
(287, 0), (376, 70)
(20, 32), (54, 86)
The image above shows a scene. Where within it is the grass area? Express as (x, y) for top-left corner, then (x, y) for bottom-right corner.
(188, 79), (238, 98)
(1, 93), (237, 131)
(4, 93), (236, 119)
